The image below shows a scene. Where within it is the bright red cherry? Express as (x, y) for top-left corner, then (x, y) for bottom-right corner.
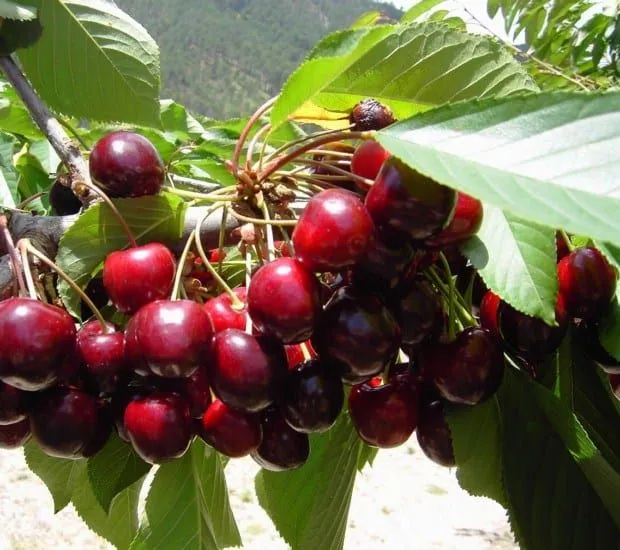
(103, 243), (176, 314)
(423, 192), (483, 248)
(292, 188), (375, 273)
(0, 298), (77, 391)
(248, 258), (322, 344)
(199, 400), (262, 458)
(479, 290), (501, 337)
(209, 329), (287, 412)
(348, 377), (418, 448)
(0, 419), (31, 449)
(365, 157), (456, 243)
(351, 140), (391, 185)
(203, 288), (247, 333)
(123, 392), (192, 464)
(416, 398), (455, 467)
(0, 382), (28, 425)
(557, 246), (617, 322)
(89, 131), (164, 198)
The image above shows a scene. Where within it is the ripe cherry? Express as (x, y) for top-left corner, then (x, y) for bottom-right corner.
(351, 140), (391, 184)
(123, 392), (192, 464)
(248, 258), (321, 344)
(103, 242), (176, 314)
(292, 188), (375, 273)
(89, 131), (164, 198)
(349, 98), (396, 131)
(0, 419), (31, 449)
(395, 278), (444, 349)
(172, 367), (212, 418)
(199, 400), (262, 458)
(0, 298), (77, 391)
(416, 398), (455, 468)
(557, 246), (617, 322)
(423, 192), (483, 248)
(0, 382), (28, 425)
(479, 290), (501, 337)
(49, 180), (82, 215)
(203, 287), (247, 333)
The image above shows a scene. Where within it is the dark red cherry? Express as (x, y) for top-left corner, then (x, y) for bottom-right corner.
(349, 99), (396, 131)
(125, 299), (213, 378)
(609, 374), (620, 399)
(581, 324), (620, 375)
(556, 232), (570, 262)
(123, 392), (192, 464)
(395, 278), (443, 349)
(479, 290), (501, 337)
(209, 329), (287, 412)
(557, 246), (617, 322)
(103, 243), (176, 314)
(80, 401), (113, 458)
(365, 157), (456, 243)
(199, 400), (262, 458)
(311, 286), (401, 384)
(420, 327), (504, 406)
(0, 297), (77, 391)
(292, 188), (375, 273)
(416, 398), (455, 467)
(49, 180), (82, 215)
(30, 388), (98, 459)
(124, 307), (150, 377)
(89, 131), (164, 198)
(348, 378), (418, 448)
(172, 367), (212, 418)
(282, 359), (344, 433)
(351, 140), (391, 184)
(423, 192), (483, 248)
(251, 407), (309, 471)
(0, 381), (28, 425)
(203, 287), (247, 333)
(0, 418), (31, 449)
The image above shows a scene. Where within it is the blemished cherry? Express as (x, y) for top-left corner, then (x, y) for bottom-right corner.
(416, 398), (455, 467)
(365, 157), (456, 243)
(209, 329), (287, 412)
(89, 131), (164, 198)
(199, 399), (262, 458)
(423, 192), (483, 249)
(351, 140), (391, 184)
(172, 367), (212, 418)
(0, 381), (28, 425)
(123, 392), (192, 464)
(349, 98), (396, 131)
(557, 246), (617, 322)
(479, 290), (501, 337)
(125, 299), (213, 378)
(282, 359), (344, 433)
(292, 188), (375, 273)
(348, 377), (418, 448)
(49, 180), (82, 215)
(248, 258), (322, 344)
(251, 407), (310, 471)
(395, 278), (444, 349)
(0, 419), (31, 449)
(0, 298), (77, 391)
(420, 327), (504, 406)
(311, 286), (401, 384)
(103, 242), (176, 314)
(203, 287), (247, 333)
(30, 388), (99, 459)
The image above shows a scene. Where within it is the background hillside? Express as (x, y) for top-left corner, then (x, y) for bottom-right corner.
(116, 0), (402, 119)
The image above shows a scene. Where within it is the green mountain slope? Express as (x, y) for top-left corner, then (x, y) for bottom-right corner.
(116, 0), (402, 119)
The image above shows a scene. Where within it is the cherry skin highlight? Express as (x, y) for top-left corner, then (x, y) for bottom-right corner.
(0, 419), (31, 449)
(351, 140), (391, 183)
(203, 287), (247, 333)
(0, 381), (28, 425)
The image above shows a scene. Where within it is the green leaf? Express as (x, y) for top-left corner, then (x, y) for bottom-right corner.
(87, 433), (151, 513)
(0, 84), (43, 139)
(376, 92), (620, 248)
(0, 0), (36, 20)
(56, 192), (187, 317)
(595, 241), (620, 271)
(130, 439), (241, 550)
(0, 131), (18, 206)
(256, 412), (365, 550)
(160, 99), (205, 139)
(349, 11), (383, 29)
(17, 0), (161, 126)
(597, 284), (620, 361)
(462, 205), (558, 324)
(29, 139), (61, 174)
(401, 0), (445, 23)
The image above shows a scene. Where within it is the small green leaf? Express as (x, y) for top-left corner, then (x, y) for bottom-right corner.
(0, 84), (43, 139)
(14, 148), (53, 211)
(0, 0), (36, 20)
(29, 140), (61, 174)
(0, 131), (18, 206)
(350, 11), (383, 29)
(401, 0), (445, 23)
(160, 99), (205, 139)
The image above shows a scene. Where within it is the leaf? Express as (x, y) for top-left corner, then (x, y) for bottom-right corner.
(595, 241), (620, 270)
(17, 0), (161, 126)
(255, 412), (365, 550)
(56, 192), (187, 317)
(350, 11), (383, 29)
(0, 17), (42, 54)
(401, 0), (445, 23)
(271, 21), (537, 127)
(14, 147), (53, 210)
(160, 99), (205, 139)
(0, 131), (18, 206)
(130, 439), (241, 550)
(0, 0), (36, 20)
(597, 288), (620, 361)
(376, 92), (620, 248)
(0, 84), (43, 139)
(87, 433), (151, 513)
(29, 139), (61, 174)
(462, 205), (558, 324)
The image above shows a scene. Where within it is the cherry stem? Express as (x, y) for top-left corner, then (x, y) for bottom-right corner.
(438, 252), (457, 339)
(0, 215), (27, 297)
(165, 187), (238, 202)
(19, 243), (38, 300)
(260, 202), (276, 262)
(229, 208), (298, 227)
(426, 266), (475, 327)
(305, 148), (353, 159)
(559, 230), (575, 252)
(23, 240), (110, 331)
(171, 231), (197, 301)
(244, 247), (254, 334)
(300, 342), (312, 361)
(246, 123), (271, 170)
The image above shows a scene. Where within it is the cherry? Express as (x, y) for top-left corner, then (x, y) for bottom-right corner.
(0, 419), (31, 449)
(557, 246), (617, 322)
(103, 242), (176, 314)
(581, 324), (620, 374)
(556, 232), (570, 262)
(30, 388), (99, 459)
(350, 140), (391, 184)
(190, 248), (228, 285)
(124, 392), (192, 464)
(49, 180), (82, 215)
(319, 271), (351, 305)
(282, 359), (344, 433)
(203, 287), (247, 333)
(125, 299), (213, 378)
(292, 188), (375, 273)
(311, 286), (401, 384)
(199, 399), (262, 458)
(209, 328), (287, 412)
(348, 377), (418, 448)
(420, 327), (504, 406)
(349, 98), (396, 131)
(248, 258), (322, 344)
(423, 192), (483, 248)
(89, 131), (164, 198)
(416, 398), (455, 468)
(0, 297), (77, 391)
(609, 374), (620, 400)
(124, 307), (150, 377)
(365, 157), (456, 243)
(479, 290), (501, 337)
(172, 367), (212, 418)
(0, 381), (28, 425)
(251, 407), (310, 471)
(80, 400), (114, 458)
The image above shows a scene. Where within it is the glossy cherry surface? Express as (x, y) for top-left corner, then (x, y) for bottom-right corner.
(395, 278), (443, 348)
(203, 287), (247, 333)
(423, 192), (483, 248)
(49, 180), (82, 215)
(350, 140), (391, 183)
(479, 290), (501, 337)
(173, 367), (212, 418)
(0, 419), (31, 449)
(0, 381), (28, 425)
(416, 398), (455, 467)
